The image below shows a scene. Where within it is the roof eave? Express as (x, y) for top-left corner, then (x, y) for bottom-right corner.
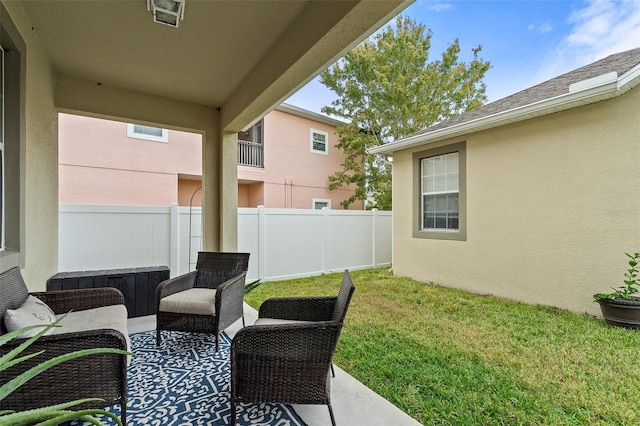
(276, 103), (347, 128)
(369, 66), (640, 156)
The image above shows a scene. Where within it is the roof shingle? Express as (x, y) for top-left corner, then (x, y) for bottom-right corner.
(411, 47), (640, 136)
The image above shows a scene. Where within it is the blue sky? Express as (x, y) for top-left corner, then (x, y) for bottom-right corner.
(286, 0), (640, 115)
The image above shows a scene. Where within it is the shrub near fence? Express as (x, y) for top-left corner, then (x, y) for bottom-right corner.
(59, 204), (392, 282)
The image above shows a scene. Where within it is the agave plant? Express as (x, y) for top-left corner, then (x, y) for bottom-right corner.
(0, 314), (131, 425)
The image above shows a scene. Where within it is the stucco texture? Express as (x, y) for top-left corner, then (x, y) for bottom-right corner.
(3, 1), (59, 289)
(58, 114), (202, 206)
(392, 88), (640, 315)
(261, 109), (362, 209)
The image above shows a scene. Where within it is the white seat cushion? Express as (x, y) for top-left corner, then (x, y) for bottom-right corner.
(253, 317), (310, 326)
(159, 288), (217, 316)
(53, 304), (130, 352)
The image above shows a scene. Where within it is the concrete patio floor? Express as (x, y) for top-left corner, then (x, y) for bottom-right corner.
(129, 303), (422, 426)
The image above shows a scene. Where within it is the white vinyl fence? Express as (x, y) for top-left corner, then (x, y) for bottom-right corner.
(59, 204), (392, 282)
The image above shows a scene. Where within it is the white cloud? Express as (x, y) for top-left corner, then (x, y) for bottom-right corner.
(566, 0), (640, 59)
(537, 0), (640, 82)
(430, 3), (453, 12)
(528, 21), (554, 34)
(538, 22), (554, 34)
(418, 0), (453, 12)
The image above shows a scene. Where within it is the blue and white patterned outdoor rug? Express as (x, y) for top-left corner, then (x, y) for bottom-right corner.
(71, 331), (307, 426)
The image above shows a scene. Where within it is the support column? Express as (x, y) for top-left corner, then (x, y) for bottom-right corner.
(202, 114), (221, 252)
(202, 125), (238, 252)
(220, 131), (239, 251)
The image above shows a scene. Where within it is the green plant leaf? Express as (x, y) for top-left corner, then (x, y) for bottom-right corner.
(0, 350), (46, 373)
(0, 347), (130, 401)
(244, 279), (262, 294)
(0, 327), (56, 365)
(593, 252), (640, 300)
(0, 313), (68, 371)
(0, 399), (122, 426)
(35, 408), (123, 426)
(0, 310), (132, 425)
(0, 398), (102, 420)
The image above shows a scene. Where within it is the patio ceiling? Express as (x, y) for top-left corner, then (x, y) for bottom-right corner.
(20, 0), (411, 131)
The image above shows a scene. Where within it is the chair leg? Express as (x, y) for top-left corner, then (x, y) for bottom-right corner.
(156, 329), (161, 346)
(231, 400), (237, 425)
(242, 313), (245, 327)
(328, 403), (336, 426)
(215, 333), (219, 352)
(331, 364), (335, 378)
(121, 402), (127, 425)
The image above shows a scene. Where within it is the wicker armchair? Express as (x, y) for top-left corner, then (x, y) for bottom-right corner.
(230, 269), (355, 426)
(156, 252), (250, 351)
(0, 266), (128, 423)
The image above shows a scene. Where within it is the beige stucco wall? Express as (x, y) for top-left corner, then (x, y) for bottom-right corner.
(3, 2), (59, 289)
(392, 88), (640, 315)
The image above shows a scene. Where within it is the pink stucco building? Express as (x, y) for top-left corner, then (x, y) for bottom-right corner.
(59, 104), (363, 209)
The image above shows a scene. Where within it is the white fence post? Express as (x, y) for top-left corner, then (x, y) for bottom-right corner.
(322, 207), (329, 274)
(372, 208), (378, 268)
(170, 203), (179, 276)
(258, 205), (266, 280)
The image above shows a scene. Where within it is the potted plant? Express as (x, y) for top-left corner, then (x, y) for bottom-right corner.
(593, 252), (640, 329)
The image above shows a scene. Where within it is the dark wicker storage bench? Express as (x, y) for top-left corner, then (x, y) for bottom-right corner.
(47, 266), (169, 318)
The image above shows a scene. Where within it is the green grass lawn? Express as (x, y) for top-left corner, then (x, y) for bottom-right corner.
(245, 268), (640, 426)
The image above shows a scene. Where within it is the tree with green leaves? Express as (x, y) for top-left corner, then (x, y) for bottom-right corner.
(321, 15), (491, 209)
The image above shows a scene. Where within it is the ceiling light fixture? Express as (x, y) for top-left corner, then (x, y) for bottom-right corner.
(147, 0), (185, 28)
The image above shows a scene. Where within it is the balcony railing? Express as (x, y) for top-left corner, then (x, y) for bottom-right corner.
(238, 139), (264, 167)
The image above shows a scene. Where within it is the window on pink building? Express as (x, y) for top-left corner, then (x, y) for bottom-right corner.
(127, 123), (168, 143)
(310, 129), (328, 155)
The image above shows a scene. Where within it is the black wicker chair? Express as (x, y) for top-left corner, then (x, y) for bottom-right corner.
(230, 269), (355, 426)
(156, 251), (250, 351)
(0, 266), (128, 423)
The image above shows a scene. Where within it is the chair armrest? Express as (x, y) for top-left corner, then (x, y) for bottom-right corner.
(232, 321), (341, 365)
(258, 296), (336, 321)
(1, 328), (128, 379)
(216, 272), (247, 330)
(216, 272), (247, 304)
(31, 288), (124, 314)
(5, 327), (128, 352)
(0, 328), (128, 408)
(156, 271), (197, 301)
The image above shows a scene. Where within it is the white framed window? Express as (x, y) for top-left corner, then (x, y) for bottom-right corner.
(310, 129), (328, 155)
(313, 199), (331, 210)
(421, 152), (459, 231)
(127, 123), (168, 142)
(413, 142), (466, 240)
